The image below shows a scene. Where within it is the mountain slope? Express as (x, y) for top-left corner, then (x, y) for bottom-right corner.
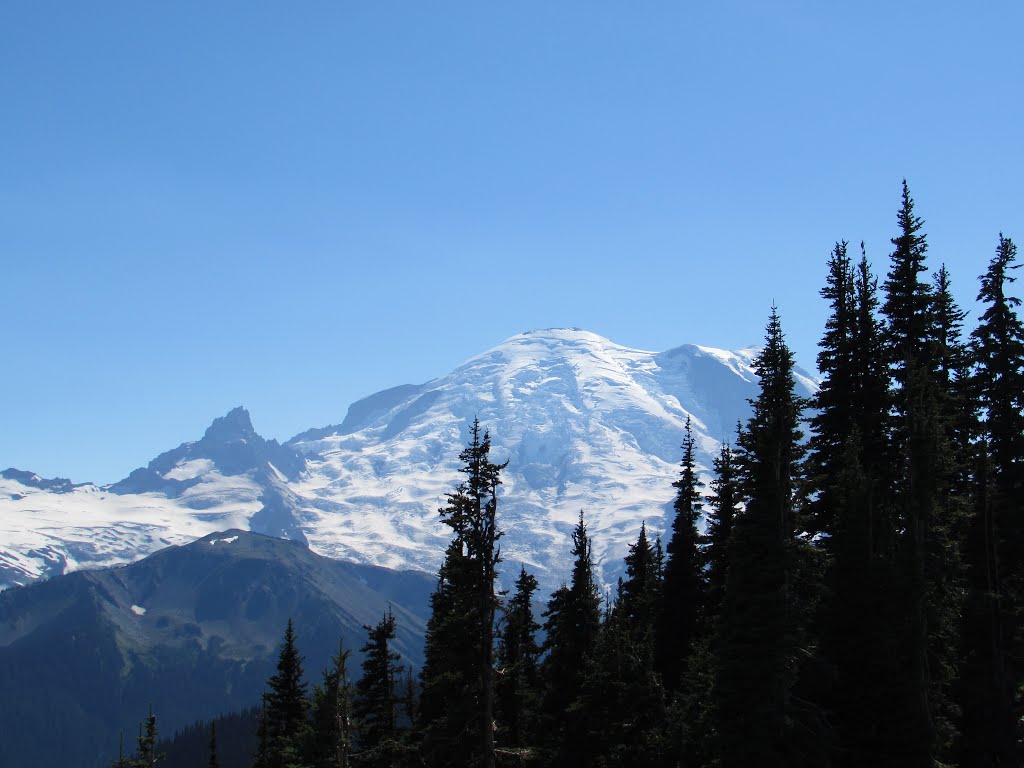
(0, 529), (433, 768)
(0, 329), (817, 593)
(288, 329), (816, 588)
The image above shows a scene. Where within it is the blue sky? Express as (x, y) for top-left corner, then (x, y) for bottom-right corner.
(2, 2), (1021, 484)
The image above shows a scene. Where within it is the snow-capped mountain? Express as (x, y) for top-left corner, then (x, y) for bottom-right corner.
(0, 328), (817, 593)
(0, 407), (306, 588)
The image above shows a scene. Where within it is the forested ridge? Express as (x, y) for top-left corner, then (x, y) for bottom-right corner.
(120, 183), (1023, 767)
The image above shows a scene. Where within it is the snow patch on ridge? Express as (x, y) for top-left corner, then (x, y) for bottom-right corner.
(163, 459), (214, 481)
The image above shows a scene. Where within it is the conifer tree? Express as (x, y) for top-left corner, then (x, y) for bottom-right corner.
(933, 265), (971, 386)
(807, 241), (908, 765)
(619, 521), (661, 642)
(808, 241), (895, 533)
(927, 263), (971, 747)
(973, 234), (1024, 517)
(611, 521), (667, 753)
(662, 438), (740, 768)
(577, 586), (666, 768)
(207, 721), (219, 768)
(417, 419), (506, 768)
(656, 417), (706, 693)
(495, 566), (542, 751)
(703, 439), (739, 622)
(711, 307), (809, 768)
(806, 241), (857, 536)
(354, 610), (403, 765)
(883, 182), (934, 377)
(849, 244), (895, 536)
(933, 264), (975, 509)
(259, 619), (309, 768)
(308, 639), (354, 768)
(416, 538), (476, 767)
(538, 510), (602, 766)
(880, 181), (964, 762)
(653, 535), (665, 589)
(134, 706), (161, 768)
(960, 234), (1024, 765)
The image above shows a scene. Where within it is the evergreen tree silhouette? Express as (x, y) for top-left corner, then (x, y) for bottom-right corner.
(417, 419), (506, 768)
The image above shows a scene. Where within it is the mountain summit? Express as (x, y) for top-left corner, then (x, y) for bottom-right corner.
(110, 405), (305, 496)
(285, 328), (816, 587)
(0, 329), (816, 591)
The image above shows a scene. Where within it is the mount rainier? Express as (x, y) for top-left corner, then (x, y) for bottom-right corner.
(0, 328), (817, 593)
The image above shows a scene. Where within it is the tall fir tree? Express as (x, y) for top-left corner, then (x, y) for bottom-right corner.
(538, 510), (602, 766)
(972, 235), (1024, 528)
(806, 241), (857, 536)
(656, 417), (706, 693)
(927, 263), (971, 752)
(663, 435), (741, 768)
(711, 307), (811, 768)
(809, 242), (907, 765)
(880, 181), (964, 763)
(960, 234), (1024, 765)
(850, 244), (896, 543)
(257, 619), (309, 768)
(417, 419), (505, 768)
(354, 610), (404, 766)
(619, 521), (661, 643)
(495, 565), (542, 752)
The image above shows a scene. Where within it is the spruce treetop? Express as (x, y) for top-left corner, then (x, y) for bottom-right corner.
(883, 180), (935, 380)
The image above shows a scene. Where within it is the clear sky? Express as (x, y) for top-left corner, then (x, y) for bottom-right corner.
(1, 2), (1021, 484)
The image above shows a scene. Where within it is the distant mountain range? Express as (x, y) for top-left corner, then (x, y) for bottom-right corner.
(0, 328), (817, 594)
(0, 529), (434, 768)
